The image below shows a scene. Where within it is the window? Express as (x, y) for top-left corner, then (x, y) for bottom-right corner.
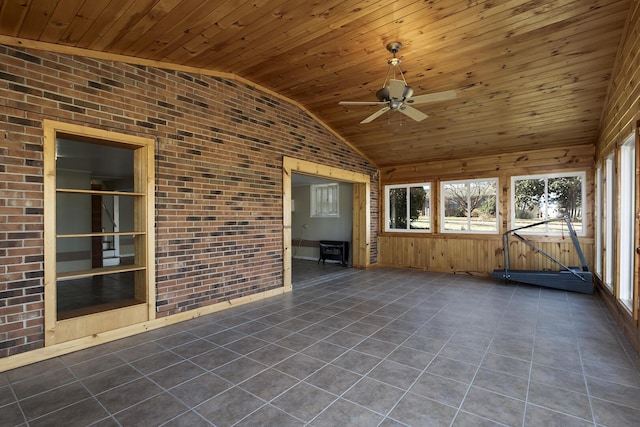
(44, 120), (155, 345)
(441, 178), (498, 233)
(595, 164), (603, 278)
(311, 183), (339, 217)
(511, 172), (585, 235)
(619, 136), (635, 311)
(604, 154), (616, 290)
(385, 183), (431, 232)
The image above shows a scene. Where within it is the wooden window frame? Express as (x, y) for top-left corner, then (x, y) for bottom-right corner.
(510, 172), (587, 236)
(384, 182), (432, 233)
(440, 178), (499, 234)
(43, 120), (155, 345)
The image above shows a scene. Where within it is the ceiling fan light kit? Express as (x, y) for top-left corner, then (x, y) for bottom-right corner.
(339, 42), (457, 124)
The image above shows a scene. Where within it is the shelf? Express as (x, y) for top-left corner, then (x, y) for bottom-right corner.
(56, 188), (145, 196)
(57, 264), (146, 280)
(57, 231), (145, 238)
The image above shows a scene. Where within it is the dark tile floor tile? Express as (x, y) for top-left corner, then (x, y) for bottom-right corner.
(366, 360), (422, 390)
(239, 368), (298, 401)
(162, 410), (213, 427)
(331, 350), (382, 375)
(528, 381), (592, 420)
(0, 402), (26, 427)
(388, 392), (458, 426)
(305, 364), (362, 395)
(410, 372), (469, 407)
(271, 382), (336, 422)
(195, 387), (265, 426)
(190, 346), (240, 371)
(276, 333), (318, 351)
(11, 367), (76, 400)
(461, 386), (526, 426)
(171, 339), (219, 359)
(234, 404), (302, 427)
(309, 398), (384, 427)
(148, 360), (206, 389)
(585, 375), (640, 410)
(386, 345), (435, 370)
(452, 411), (507, 427)
(169, 372), (231, 407)
(81, 364), (142, 395)
(273, 353), (326, 380)
(130, 350), (184, 375)
(29, 397), (108, 427)
(524, 404), (595, 427)
(224, 336), (269, 355)
(213, 357), (267, 384)
(591, 396), (640, 426)
(114, 341), (166, 363)
(481, 353), (531, 379)
(353, 338), (397, 359)
(20, 381), (91, 421)
(247, 344), (296, 367)
(426, 356), (479, 384)
(301, 341), (348, 363)
(95, 377), (163, 414)
(114, 392), (188, 427)
(343, 377), (405, 415)
(473, 367), (529, 400)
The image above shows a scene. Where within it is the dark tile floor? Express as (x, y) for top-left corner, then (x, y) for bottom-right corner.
(2, 261), (640, 426)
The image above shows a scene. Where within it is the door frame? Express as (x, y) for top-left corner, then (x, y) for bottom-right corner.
(282, 157), (371, 291)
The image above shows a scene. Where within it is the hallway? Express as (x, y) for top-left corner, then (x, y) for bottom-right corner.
(2, 268), (639, 426)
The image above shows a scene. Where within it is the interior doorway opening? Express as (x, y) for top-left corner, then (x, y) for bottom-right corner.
(282, 157), (371, 292)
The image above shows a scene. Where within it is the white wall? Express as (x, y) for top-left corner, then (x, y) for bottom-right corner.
(291, 181), (353, 262)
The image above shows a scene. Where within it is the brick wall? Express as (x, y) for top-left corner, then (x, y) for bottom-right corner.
(0, 45), (378, 358)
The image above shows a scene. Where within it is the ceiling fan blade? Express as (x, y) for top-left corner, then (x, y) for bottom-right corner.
(361, 106), (390, 124)
(399, 105), (428, 122)
(406, 90), (457, 104)
(339, 101), (387, 106)
(388, 79), (406, 100)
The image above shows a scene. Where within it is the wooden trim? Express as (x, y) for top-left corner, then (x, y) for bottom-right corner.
(0, 35), (376, 167)
(0, 287), (286, 373)
(282, 157), (371, 284)
(42, 119), (155, 345)
(43, 121), (57, 346)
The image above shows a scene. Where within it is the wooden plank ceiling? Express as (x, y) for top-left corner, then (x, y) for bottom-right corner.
(0, 0), (630, 167)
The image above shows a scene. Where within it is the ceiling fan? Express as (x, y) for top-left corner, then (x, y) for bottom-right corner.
(339, 42), (457, 124)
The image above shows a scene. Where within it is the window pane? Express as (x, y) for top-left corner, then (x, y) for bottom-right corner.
(548, 176), (582, 233)
(470, 181), (497, 232)
(409, 185), (430, 230)
(513, 178), (545, 231)
(388, 187), (407, 229)
(443, 182), (468, 231)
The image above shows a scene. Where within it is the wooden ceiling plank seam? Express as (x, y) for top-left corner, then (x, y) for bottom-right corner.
(83, 0), (160, 51)
(150, 0), (248, 62)
(227, 0), (454, 79)
(144, 0), (258, 61)
(74, 0), (142, 49)
(106, 0), (184, 54)
(165, 0), (329, 65)
(58, 0), (112, 45)
(15, 0), (56, 39)
(38, 0), (87, 43)
(0, 0), (32, 36)
(262, 2), (619, 96)
(185, 0), (384, 70)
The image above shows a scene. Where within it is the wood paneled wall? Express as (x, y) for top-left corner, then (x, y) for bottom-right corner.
(596, 1), (640, 158)
(594, 0), (640, 355)
(378, 145), (595, 274)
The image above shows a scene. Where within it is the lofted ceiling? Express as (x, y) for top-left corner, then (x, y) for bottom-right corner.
(0, 0), (631, 167)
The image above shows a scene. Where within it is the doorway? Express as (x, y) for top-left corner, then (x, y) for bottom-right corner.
(43, 120), (155, 345)
(282, 157), (371, 291)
